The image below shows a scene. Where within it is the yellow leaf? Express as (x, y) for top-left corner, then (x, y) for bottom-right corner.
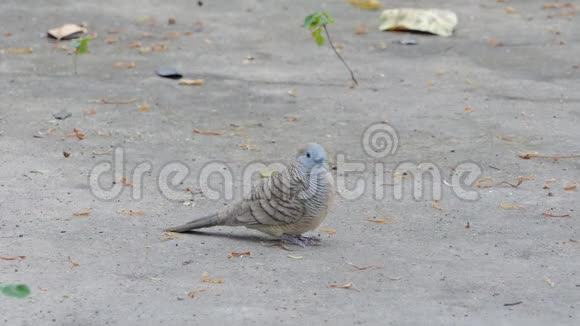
(367, 218), (385, 223)
(201, 272), (224, 284)
(179, 79), (205, 86)
(187, 289), (207, 298)
(72, 209), (92, 216)
(112, 62), (136, 69)
(499, 203), (525, 210)
(193, 128), (223, 136)
(227, 252), (251, 258)
(564, 182), (577, 191)
(347, 0), (383, 10)
(432, 200), (442, 210)
(137, 104), (150, 112)
(1, 48), (33, 54)
(319, 228), (336, 235)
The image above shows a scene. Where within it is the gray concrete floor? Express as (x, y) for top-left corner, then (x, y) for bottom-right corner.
(1, 0), (579, 325)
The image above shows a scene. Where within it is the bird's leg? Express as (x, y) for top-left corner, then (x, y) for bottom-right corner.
(281, 234), (320, 247)
(297, 234), (321, 244)
(281, 234), (306, 248)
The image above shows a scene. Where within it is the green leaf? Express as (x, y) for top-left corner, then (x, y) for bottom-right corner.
(303, 13), (317, 28)
(1, 284), (31, 298)
(322, 12), (335, 25)
(75, 38), (92, 55)
(313, 29), (325, 46)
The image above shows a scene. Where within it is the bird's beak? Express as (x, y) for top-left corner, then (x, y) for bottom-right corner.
(314, 158), (324, 164)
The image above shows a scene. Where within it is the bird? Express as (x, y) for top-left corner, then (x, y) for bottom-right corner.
(165, 143), (334, 247)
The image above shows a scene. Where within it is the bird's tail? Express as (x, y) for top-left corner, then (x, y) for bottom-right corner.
(164, 214), (221, 233)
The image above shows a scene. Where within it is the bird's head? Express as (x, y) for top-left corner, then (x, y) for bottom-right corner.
(296, 143), (329, 171)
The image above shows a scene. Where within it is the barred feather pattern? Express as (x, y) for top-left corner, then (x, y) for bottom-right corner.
(165, 157), (334, 237)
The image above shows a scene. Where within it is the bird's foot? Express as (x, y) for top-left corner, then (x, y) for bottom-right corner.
(281, 234), (320, 247)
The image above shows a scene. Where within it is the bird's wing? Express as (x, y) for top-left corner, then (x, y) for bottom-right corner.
(226, 172), (307, 226)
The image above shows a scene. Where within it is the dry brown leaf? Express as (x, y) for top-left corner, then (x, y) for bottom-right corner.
(496, 134), (513, 141)
(367, 218), (385, 223)
(543, 178), (557, 189)
(432, 200), (442, 210)
(118, 210), (144, 216)
(563, 182), (577, 191)
(500, 203), (525, 209)
(464, 106), (473, 113)
(543, 212), (571, 218)
(319, 228), (336, 235)
(193, 128), (223, 136)
(151, 43), (167, 52)
(112, 62), (136, 69)
(137, 104), (150, 112)
(348, 0), (383, 10)
(227, 252), (252, 259)
(120, 177), (132, 186)
(65, 128), (86, 140)
(476, 178), (495, 189)
(346, 262), (382, 270)
(329, 282), (360, 291)
(558, 10), (576, 16)
(477, 176), (533, 189)
(487, 39), (503, 47)
(187, 289), (206, 298)
(73, 209), (91, 216)
(518, 152), (580, 160)
(128, 41), (142, 48)
(286, 116), (300, 123)
(239, 143), (257, 151)
(83, 108), (97, 115)
(0, 48), (33, 54)
(3, 32), (12, 37)
(543, 3), (574, 9)
(201, 272), (224, 284)
(496, 175), (535, 188)
(354, 24), (368, 35)
(68, 256), (80, 269)
(106, 37), (118, 44)
(161, 231), (179, 241)
(505, 7), (517, 14)
(63, 151), (71, 158)
(179, 79), (205, 86)
(0, 256), (26, 261)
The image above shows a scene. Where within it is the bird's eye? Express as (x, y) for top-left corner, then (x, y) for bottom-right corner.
(306, 153), (311, 158)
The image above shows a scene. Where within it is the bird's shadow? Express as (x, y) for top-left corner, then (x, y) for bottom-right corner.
(174, 230), (277, 245)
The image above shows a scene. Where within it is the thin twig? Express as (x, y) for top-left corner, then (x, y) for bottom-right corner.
(322, 24), (358, 87)
(519, 152), (580, 160)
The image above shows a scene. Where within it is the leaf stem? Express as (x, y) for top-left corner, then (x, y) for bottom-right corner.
(73, 54), (78, 75)
(322, 24), (358, 86)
